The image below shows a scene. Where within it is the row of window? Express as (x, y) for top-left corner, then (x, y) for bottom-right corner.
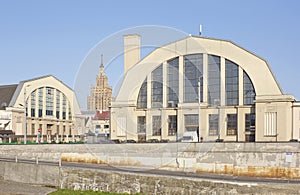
(29, 124), (70, 135)
(28, 87), (71, 120)
(137, 54), (256, 109)
(136, 113), (256, 136)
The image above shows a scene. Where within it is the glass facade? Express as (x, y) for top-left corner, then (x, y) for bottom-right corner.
(137, 79), (147, 109)
(225, 60), (239, 106)
(184, 54), (203, 103)
(167, 57), (179, 107)
(243, 71), (256, 105)
(184, 114), (198, 132)
(134, 53), (258, 141)
(208, 55), (221, 106)
(152, 65), (163, 108)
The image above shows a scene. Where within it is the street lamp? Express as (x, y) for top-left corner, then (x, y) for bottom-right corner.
(23, 84), (30, 144)
(198, 77), (201, 142)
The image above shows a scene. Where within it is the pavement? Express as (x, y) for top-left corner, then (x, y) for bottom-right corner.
(0, 180), (57, 195)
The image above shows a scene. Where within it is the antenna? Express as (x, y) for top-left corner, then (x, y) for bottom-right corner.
(199, 24), (202, 36)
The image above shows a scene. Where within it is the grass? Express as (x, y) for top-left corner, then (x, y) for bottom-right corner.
(49, 189), (141, 195)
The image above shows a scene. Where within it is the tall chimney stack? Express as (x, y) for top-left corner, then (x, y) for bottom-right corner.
(124, 34), (140, 73)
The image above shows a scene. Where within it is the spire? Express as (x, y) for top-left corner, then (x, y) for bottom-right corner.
(100, 54), (105, 76)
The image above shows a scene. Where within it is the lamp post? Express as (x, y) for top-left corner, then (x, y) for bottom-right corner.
(23, 85), (30, 144)
(198, 77), (201, 142)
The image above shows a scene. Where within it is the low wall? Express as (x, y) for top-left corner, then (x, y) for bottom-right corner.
(0, 161), (60, 187)
(0, 142), (300, 179)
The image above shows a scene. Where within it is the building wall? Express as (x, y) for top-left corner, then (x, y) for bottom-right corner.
(111, 36), (298, 142)
(6, 76), (83, 138)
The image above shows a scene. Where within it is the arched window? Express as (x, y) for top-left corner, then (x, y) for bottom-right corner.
(137, 79), (147, 109)
(243, 71), (256, 105)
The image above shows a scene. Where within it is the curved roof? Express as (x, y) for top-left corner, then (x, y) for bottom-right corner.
(115, 36), (283, 103)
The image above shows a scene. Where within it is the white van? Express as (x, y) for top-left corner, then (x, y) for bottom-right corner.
(181, 131), (198, 142)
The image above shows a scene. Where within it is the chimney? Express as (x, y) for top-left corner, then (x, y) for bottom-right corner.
(124, 34), (140, 73)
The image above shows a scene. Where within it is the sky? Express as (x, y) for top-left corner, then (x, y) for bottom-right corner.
(0, 0), (299, 109)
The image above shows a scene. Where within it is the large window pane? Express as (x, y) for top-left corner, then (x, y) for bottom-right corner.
(225, 60), (239, 106)
(167, 57), (179, 107)
(46, 87), (54, 116)
(208, 55), (220, 106)
(30, 90), (36, 117)
(184, 54), (203, 103)
(152, 64), (163, 108)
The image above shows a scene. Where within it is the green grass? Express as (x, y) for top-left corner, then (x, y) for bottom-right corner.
(49, 189), (141, 195)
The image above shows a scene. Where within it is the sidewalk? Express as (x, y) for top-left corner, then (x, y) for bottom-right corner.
(0, 180), (57, 195)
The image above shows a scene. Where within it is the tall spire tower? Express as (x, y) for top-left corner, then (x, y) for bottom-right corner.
(87, 54), (113, 111)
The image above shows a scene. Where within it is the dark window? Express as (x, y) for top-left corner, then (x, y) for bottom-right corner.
(209, 114), (219, 136)
(46, 87), (54, 116)
(38, 88), (43, 117)
(245, 114), (255, 132)
(243, 71), (256, 105)
(104, 125), (109, 129)
(30, 90), (36, 117)
(225, 60), (239, 106)
(137, 116), (146, 134)
(152, 65), (163, 108)
(227, 114), (237, 135)
(208, 55), (221, 106)
(56, 91), (60, 119)
(168, 115), (177, 136)
(137, 79), (147, 109)
(167, 57), (179, 107)
(184, 54), (203, 103)
(152, 116), (161, 136)
(184, 114), (198, 132)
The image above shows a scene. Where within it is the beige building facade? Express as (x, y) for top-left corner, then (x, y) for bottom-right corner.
(87, 57), (112, 111)
(0, 75), (84, 142)
(110, 35), (299, 142)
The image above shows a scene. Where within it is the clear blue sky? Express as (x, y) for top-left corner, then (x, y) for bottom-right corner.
(0, 0), (299, 109)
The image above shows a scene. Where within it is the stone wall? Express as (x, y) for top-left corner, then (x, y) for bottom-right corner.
(60, 167), (300, 194)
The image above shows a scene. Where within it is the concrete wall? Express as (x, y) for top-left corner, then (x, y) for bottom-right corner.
(0, 161), (60, 187)
(1, 143), (300, 179)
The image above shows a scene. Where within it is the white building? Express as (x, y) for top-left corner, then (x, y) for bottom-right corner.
(0, 75), (84, 142)
(110, 35), (299, 142)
